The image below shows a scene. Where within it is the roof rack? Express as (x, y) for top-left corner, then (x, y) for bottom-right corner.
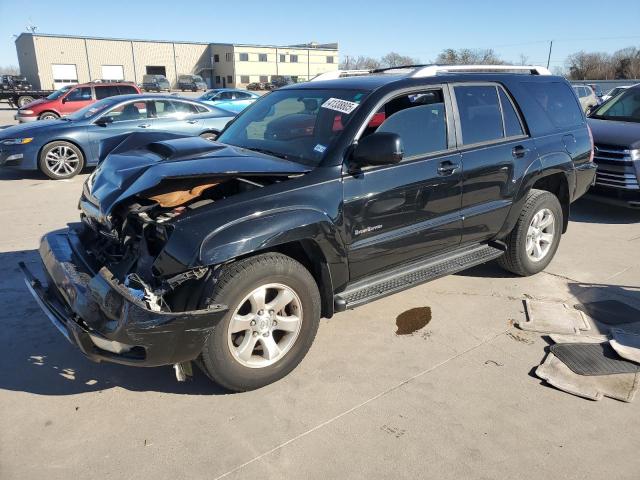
(310, 70), (371, 82)
(410, 64), (552, 77)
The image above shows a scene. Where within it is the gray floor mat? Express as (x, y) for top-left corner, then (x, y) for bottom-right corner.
(519, 300), (590, 334)
(550, 343), (640, 376)
(574, 300), (640, 325)
(536, 353), (639, 402)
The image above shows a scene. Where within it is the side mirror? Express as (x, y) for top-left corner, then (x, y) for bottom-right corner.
(95, 116), (112, 127)
(61, 97), (68, 104)
(351, 132), (403, 169)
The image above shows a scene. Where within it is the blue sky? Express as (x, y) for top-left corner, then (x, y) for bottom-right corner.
(1, 0), (639, 69)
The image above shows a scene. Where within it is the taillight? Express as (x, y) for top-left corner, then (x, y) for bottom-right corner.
(587, 124), (595, 163)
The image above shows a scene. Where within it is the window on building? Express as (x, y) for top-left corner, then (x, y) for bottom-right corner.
(227, 75), (233, 84)
(260, 75), (268, 83)
(454, 85), (505, 144)
(290, 55), (298, 63)
(239, 53), (249, 61)
(225, 53), (233, 62)
(215, 75), (221, 84)
(240, 75), (250, 84)
(214, 54), (220, 63)
(259, 53), (267, 62)
(279, 54), (286, 62)
(362, 90), (448, 158)
(327, 56), (334, 64)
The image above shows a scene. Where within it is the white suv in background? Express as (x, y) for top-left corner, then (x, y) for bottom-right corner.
(572, 85), (599, 112)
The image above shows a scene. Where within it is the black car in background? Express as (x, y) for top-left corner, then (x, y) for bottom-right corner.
(141, 74), (171, 92)
(177, 74), (207, 92)
(587, 84), (640, 208)
(23, 65), (596, 392)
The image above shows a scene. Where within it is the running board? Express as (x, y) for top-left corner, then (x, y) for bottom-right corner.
(334, 244), (504, 311)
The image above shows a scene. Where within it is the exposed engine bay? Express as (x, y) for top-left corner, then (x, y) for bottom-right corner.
(79, 175), (282, 312)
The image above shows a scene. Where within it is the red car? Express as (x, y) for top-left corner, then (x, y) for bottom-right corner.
(15, 81), (141, 123)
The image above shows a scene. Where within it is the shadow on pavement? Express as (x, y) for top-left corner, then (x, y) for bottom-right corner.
(570, 196), (640, 224)
(0, 249), (227, 396)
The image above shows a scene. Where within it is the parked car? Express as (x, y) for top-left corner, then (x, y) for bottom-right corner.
(268, 76), (296, 90)
(142, 74), (171, 92)
(247, 82), (266, 91)
(0, 95), (234, 179)
(15, 81), (140, 122)
(21, 65), (596, 391)
(601, 85), (632, 103)
(587, 83), (604, 100)
(178, 74), (207, 92)
(573, 85), (599, 113)
(587, 84), (640, 208)
(198, 88), (260, 113)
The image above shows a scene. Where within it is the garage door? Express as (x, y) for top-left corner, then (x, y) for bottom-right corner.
(51, 64), (78, 89)
(101, 65), (124, 81)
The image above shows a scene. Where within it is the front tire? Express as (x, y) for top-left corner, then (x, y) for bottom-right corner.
(497, 189), (563, 276)
(39, 111), (59, 120)
(199, 253), (321, 392)
(39, 141), (85, 179)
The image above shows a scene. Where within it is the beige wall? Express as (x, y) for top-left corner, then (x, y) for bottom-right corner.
(15, 34), (338, 91)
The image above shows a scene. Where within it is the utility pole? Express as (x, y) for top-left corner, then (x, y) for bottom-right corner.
(546, 40), (553, 69)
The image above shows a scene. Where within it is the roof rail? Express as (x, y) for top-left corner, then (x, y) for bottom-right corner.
(309, 70), (372, 82)
(411, 64), (552, 77)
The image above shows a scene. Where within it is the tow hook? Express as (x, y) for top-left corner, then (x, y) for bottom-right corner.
(174, 361), (193, 382)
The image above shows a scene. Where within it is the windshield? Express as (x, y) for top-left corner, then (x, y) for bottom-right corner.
(591, 88), (640, 122)
(66, 98), (114, 121)
(46, 85), (73, 100)
(217, 88), (369, 167)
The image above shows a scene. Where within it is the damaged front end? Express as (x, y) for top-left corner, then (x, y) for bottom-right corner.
(22, 134), (310, 368)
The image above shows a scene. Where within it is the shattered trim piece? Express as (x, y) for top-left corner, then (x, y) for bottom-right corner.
(536, 352), (640, 402)
(610, 328), (640, 364)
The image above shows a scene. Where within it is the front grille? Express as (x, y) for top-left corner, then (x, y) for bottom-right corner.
(593, 144), (639, 190)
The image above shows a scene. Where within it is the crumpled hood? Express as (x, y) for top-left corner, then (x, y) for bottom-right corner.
(84, 134), (310, 218)
(588, 118), (640, 149)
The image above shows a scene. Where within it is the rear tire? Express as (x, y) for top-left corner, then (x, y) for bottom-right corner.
(38, 141), (85, 179)
(199, 253), (321, 392)
(497, 189), (563, 276)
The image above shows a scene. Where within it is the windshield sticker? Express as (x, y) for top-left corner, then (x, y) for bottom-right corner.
(321, 98), (359, 114)
(314, 144), (327, 154)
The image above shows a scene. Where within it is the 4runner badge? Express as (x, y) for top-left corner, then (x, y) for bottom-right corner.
(355, 225), (382, 236)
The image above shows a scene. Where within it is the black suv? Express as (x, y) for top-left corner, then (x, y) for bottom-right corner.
(22, 65), (596, 391)
(587, 84), (640, 208)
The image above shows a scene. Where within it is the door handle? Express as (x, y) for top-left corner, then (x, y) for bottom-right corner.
(437, 161), (460, 176)
(186, 119), (198, 124)
(138, 123), (151, 129)
(512, 145), (529, 158)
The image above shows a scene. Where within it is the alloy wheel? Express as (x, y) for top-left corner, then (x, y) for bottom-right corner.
(44, 145), (80, 177)
(526, 208), (555, 262)
(227, 283), (303, 368)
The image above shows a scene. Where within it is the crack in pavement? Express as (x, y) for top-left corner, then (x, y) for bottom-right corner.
(213, 328), (511, 480)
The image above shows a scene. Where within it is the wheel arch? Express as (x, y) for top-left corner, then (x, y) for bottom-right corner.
(38, 110), (61, 119)
(37, 138), (87, 175)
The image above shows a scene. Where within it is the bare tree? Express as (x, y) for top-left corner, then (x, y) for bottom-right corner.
(0, 65), (20, 75)
(380, 52), (419, 68)
(339, 55), (381, 70)
(518, 54), (529, 66)
(434, 48), (505, 65)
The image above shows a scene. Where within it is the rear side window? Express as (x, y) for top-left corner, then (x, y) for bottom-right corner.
(523, 82), (583, 129)
(499, 89), (524, 137)
(454, 86), (504, 144)
(95, 85), (120, 99)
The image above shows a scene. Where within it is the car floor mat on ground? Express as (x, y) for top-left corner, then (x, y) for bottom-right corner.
(550, 343), (640, 376)
(610, 329), (640, 364)
(549, 333), (609, 344)
(574, 300), (640, 326)
(518, 300), (590, 334)
(536, 353), (639, 402)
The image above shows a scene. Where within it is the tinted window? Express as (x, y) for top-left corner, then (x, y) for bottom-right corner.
(153, 100), (176, 118)
(499, 88), (524, 137)
(118, 85), (138, 95)
(369, 90), (447, 158)
(235, 91), (251, 99)
(65, 87), (92, 101)
(103, 101), (147, 123)
(455, 86), (503, 144)
(219, 91), (234, 100)
(523, 81), (583, 129)
(170, 101), (199, 115)
(95, 85), (120, 99)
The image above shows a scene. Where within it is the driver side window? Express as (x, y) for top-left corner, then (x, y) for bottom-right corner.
(65, 87), (92, 102)
(103, 101), (148, 123)
(362, 89), (448, 159)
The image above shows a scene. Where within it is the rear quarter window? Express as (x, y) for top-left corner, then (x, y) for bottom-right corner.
(522, 81), (584, 130)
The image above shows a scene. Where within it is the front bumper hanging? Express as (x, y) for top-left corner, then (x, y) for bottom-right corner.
(20, 226), (227, 367)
